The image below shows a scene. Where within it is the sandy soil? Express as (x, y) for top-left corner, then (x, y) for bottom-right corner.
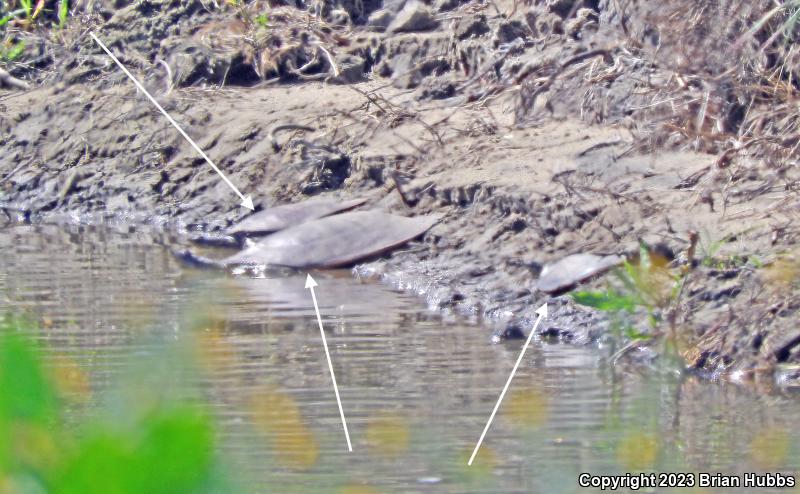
(2, 0), (800, 387)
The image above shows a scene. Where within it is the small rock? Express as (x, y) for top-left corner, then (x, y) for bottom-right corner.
(416, 79), (456, 100)
(497, 323), (526, 340)
(328, 54), (366, 84)
(383, 0), (408, 13)
(527, 7), (565, 36)
(536, 253), (624, 293)
(388, 0), (439, 33)
(366, 8), (394, 31)
(164, 40), (231, 88)
(392, 55), (449, 89)
(433, 0), (465, 12)
(494, 20), (530, 46)
(775, 364), (800, 390)
(455, 14), (490, 40)
(0, 68), (30, 91)
(539, 326), (576, 341)
(565, 7), (598, 38)
(546, 0), (579, 18)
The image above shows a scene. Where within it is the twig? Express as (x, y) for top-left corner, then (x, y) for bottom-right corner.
(0, 162), (26, 185)
(0, 68), (30, 90)
(350, 86), (444, 147)
(156, 58), (173, 94)
(269, 124), (316, 151)
(317, 44), (339, 78)
(716, 137), (767, 168)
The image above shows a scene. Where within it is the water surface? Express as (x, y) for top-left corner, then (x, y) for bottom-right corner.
(1, 224), (799, 493)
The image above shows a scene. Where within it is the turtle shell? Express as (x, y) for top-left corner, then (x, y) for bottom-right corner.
(227, 197), (367, 236)
(536, 253), (624, 294)
(221, 211), (439, 268)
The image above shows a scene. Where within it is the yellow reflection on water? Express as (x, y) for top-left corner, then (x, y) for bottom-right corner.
(272, 422), (319, 470)
(9, 422), (59, 473)
(49, 355), (90, 402)
(504, 387), (549, 428)
(616, 432), (658, 470)
(193, 325), (237, 373)
(365, 413), (410, 457)
(250, 388), (319, 470)
(459, 446), (496, 476)
(750, 427), (790, 470)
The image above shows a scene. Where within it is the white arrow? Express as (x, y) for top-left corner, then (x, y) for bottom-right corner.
(468, 303), (548, 466)
(305, 274), (352, 452)
(89, 32), (254, 211)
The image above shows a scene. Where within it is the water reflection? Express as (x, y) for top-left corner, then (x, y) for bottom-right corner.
(1, 224), (800, 493)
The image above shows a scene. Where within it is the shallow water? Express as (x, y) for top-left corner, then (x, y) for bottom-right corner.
(2, 224), (800, 493)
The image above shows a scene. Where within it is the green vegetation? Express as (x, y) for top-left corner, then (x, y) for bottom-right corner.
(0, 10), (22, 28)
(0, 315), (230, 494)
(227, 1), (270, 32)
(571, 244), (686, 343)
(1, 0), (47, 27)
(19, 0), (33, 19)
(56, 0), (67, 28)
(1, 0), (70, 62)
(1, 38), (24, 60)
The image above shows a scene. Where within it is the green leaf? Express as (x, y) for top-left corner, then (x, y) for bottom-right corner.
(20, 0), (33, 17)
(624, 326), (650, 341)
(58, 0), (69, 28)
(0, 328), (59, 477)
(0, 332), (58, 425)
(54, 408), (216, 494)
(614, 264), (638, 295)
(54, 433), (140, 494)
(571, 291), (637, 313)
(638, 241), (651, 271)
(136, 408), (215, 494)
(3, 40), (26, 61)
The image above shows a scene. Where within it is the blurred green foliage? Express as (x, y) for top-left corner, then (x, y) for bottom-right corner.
(0, 315), (229, 494)
(1, 0), (70, 63)
(571, 244), (685, 340)
(0, 40), (24, 61)
(0, 0), (68, 26)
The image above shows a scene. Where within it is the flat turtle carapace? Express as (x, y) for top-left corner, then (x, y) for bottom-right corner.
(536, 253), (624, 294)
(177, 210), (439, 270)
(189, 197), (367, 247)
(227, 197), (367, 237)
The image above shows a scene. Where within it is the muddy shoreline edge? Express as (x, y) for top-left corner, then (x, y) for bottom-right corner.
(4, 0), (800, 389)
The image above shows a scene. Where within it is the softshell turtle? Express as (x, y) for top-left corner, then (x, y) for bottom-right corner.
(228, 197), (367, 237)
(177, 211), (439, 269)
(189, 197), (366, 247)
(536, 253), (624, 294)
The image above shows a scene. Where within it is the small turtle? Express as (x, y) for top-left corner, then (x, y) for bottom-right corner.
(228, 197), (366, 237)
(189, 197), (366, 247)
(177, 210), (439, 269)
(536, 253), (624, 294)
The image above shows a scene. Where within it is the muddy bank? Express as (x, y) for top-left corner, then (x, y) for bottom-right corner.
(3, 0), (800, 386)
